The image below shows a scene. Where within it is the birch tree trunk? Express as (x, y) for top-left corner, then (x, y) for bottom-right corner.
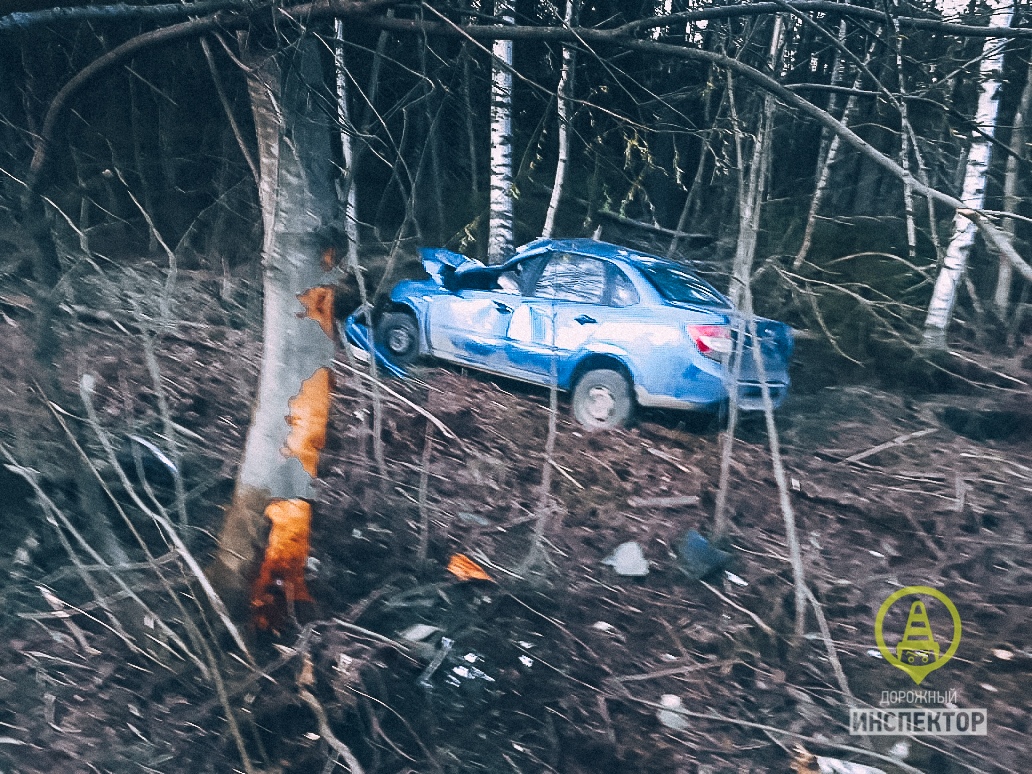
(209, 30), (339, 630)
(487, 0), (515, 263)
(729, 15), (784, 307)
(996, 54), (1032, 316)
(334, 19), (360, 268)
(542, 0), (577, 238)
(923, 0), (1014, 348)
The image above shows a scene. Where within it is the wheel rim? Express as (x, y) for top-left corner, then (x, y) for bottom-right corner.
(386, 327), (412, 354)
(584, 384), (616, 424)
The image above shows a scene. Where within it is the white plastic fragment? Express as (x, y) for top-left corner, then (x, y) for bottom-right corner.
(656, 694), (689, 731)
(399, 624), (441, 642)
(602, 541), (649, 577)
(591, 621), (616, 632)
(816, 757), (887, 774)
(725, 571), (748, 586)
(888, 741), (910, 760)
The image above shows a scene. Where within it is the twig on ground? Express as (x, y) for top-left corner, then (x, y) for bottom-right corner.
(700, 581), (776, 636)
(840, 428), (938, 464)
(298, 654), (366, 774)
(37, 586), (101, 656)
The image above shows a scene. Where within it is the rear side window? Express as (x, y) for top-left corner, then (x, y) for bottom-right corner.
(534, 253), (606, 303)
(608, 266), (640, 307)
(638, 263), (729, 307)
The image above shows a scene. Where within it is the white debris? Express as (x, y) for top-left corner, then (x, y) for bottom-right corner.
(816, 757), (887, 774)
(656, 694), (689, 731)
(399, 624), (441, 642)
(889, 741), (910, 760)
(725, 571), (748, 586)
(602, 541), (649, 577)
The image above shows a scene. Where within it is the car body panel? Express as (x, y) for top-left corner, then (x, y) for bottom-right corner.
(379, 239), (793, 412)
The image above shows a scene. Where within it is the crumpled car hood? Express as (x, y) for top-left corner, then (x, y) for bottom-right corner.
(419, 247), (524, 292)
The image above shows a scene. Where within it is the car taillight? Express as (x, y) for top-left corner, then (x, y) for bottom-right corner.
(687, 324), (732, 359)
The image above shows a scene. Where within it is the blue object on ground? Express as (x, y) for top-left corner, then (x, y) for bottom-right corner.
(677, 529), (732, 580)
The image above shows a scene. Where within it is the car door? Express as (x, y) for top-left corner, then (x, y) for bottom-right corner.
(426, 262), (530, 375)
(505, 252), (616, 383)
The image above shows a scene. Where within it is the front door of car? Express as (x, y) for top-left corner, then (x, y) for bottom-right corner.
(428, 289), (520, 369)
(426, 261), (534, 374)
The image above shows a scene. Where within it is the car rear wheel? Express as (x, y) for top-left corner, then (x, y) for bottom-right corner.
(572, 369), (633, 430)
(375, 311), (420, 366)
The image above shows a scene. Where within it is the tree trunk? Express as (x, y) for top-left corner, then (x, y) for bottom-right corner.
(542, 0), (577, 238)
(487, 0), (515, 263)
(209, 29), (339, 630)
(729, 15), (784, 307)
(334, 18), (360, 267)
(923, 0), (1014, 348)
(996, 53), (1032, 317)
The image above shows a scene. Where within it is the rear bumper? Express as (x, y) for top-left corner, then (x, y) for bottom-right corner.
(735, 380), (789, 411)
(634, 378), (789, 412)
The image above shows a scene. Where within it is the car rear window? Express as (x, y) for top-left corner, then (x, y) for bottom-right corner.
(637, 263), (729, 307)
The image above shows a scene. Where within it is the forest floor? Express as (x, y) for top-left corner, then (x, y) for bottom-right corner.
(1, 264), (1031, 774)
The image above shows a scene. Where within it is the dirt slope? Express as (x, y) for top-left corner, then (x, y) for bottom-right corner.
(1, 269), (1030, 773)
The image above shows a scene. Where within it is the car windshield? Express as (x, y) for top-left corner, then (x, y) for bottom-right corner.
(637, 263), (729, 307)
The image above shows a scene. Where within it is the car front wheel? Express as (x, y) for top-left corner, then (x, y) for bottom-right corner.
(572, 369), (633, 430)
(375, 311), (420, 366)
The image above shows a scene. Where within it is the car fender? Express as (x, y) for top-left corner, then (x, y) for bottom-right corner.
(386, 280), (443, 355)
(564, 343), (641, 391)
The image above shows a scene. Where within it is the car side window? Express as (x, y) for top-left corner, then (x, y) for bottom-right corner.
(608, 266), (640, 307)
(534, 253), (606, 303)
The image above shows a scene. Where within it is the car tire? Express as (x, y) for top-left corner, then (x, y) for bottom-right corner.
(572, 369), (633, 430)
(375, 311), (420, 366)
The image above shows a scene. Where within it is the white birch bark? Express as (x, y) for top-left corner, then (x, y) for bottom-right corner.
(996, 55), (1032, 316)
(729, 15), (784, 306)
(542, 0), (577, 238)
(793, 18), (850, 269)
(923, 0), (1014, 348)
(334, 19), (360, 267)
(211, 34), (339, 621)
(487, 0), (515, 263)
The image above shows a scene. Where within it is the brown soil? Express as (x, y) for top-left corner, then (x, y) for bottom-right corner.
(1, 267), (1031, 774)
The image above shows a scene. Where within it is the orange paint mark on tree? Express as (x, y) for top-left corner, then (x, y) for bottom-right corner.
(321, 246), (336, 272)
(251, 498), (313, 631)
(297, 285), (336, 339)
(282, 367), (332, 477)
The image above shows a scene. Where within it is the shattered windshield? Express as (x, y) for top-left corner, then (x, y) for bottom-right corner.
(637, 263), (729, 307)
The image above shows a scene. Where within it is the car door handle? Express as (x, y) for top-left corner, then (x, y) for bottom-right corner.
(493, 301), (512, 314)
(575, 314), (597, 325)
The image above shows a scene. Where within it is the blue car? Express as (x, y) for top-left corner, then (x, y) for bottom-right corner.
(356, 238), (793, 430)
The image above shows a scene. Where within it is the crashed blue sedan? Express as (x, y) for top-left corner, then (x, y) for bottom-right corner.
(351, 238), (793, 430)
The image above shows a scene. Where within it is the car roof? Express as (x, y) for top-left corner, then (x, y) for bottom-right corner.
(515, 238), (680, 269)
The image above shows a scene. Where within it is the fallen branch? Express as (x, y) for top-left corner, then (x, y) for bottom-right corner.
(840, 428), (937, 465)
(298, 654), (366, 774)
(700, 580), (776, 637)
(627, 494), (700, 509)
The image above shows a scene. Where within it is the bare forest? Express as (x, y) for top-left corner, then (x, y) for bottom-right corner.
(1, 0), (1031, 772)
